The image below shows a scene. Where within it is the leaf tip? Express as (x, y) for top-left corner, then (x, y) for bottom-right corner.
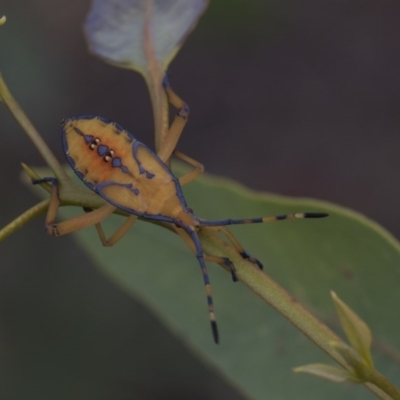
(331, 291), (374, 370)
(293, 363), (355, 383)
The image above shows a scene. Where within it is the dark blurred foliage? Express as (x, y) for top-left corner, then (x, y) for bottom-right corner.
(0, 0), (400, 399)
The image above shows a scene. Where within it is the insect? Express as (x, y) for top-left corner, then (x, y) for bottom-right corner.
(34, 79), (327, 343)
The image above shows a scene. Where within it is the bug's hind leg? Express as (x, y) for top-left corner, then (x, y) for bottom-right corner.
(207, 226), (264, 270)
(184, 228), (220, 343)
(32, 177), (117, 237)
(173, 225), (238, 282)
(157, 75), (189, 164)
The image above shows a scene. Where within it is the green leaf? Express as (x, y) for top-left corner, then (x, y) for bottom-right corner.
(84, 0), (209, 149)
(331, 291), (374, 370)
(32, 166), (400, 399)
(85, 0), (208, 75)
(294, 363), (355, 383)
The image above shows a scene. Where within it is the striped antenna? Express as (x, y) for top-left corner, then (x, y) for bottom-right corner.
(200, 212), (328, 227)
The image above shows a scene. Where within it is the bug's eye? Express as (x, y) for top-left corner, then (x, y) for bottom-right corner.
(103, 149), (115, 162)
(89, 137), (101, 150)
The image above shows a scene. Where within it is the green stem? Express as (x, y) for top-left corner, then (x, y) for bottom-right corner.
(146, 74), (168, 153)
(0, 73), (67, 180)
(0, 199), (50, 242)
(142, 1), (168, 152)
(368, 371), (400, 400)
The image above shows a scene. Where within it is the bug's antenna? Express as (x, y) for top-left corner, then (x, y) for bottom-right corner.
(200, 212), (328, 228)
(187, 229), (219, 344)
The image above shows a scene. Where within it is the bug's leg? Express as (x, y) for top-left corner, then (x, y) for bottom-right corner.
(84, 209), (138, 247)
(200, 212), (328, 228)
(174, 150), (204, 186)
(32, 177), (117, 236)
(173, 226), (238, 282)
(176, 225), (219, 343)
(157, 76), (189, 163)
(206, 226), (264, 270)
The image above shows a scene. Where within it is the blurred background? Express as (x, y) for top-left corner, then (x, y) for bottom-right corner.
(1, 0), (400, 399)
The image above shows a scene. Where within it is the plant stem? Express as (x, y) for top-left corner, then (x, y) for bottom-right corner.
(0, 199), (49, 242)
(198, 229), (399, 400)
(142, 1), (168, 152)
(369, 371), (400, 400)
(0, 73), (67, 180)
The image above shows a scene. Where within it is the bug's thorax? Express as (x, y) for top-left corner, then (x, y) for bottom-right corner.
(146, 189), (198, 227)
(174, 207), (199, 229)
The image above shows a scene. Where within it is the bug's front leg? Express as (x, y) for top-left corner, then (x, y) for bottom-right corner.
(32, 177), (62, 235)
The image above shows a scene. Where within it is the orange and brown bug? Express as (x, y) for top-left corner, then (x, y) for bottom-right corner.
(34, 79), (328, 343)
